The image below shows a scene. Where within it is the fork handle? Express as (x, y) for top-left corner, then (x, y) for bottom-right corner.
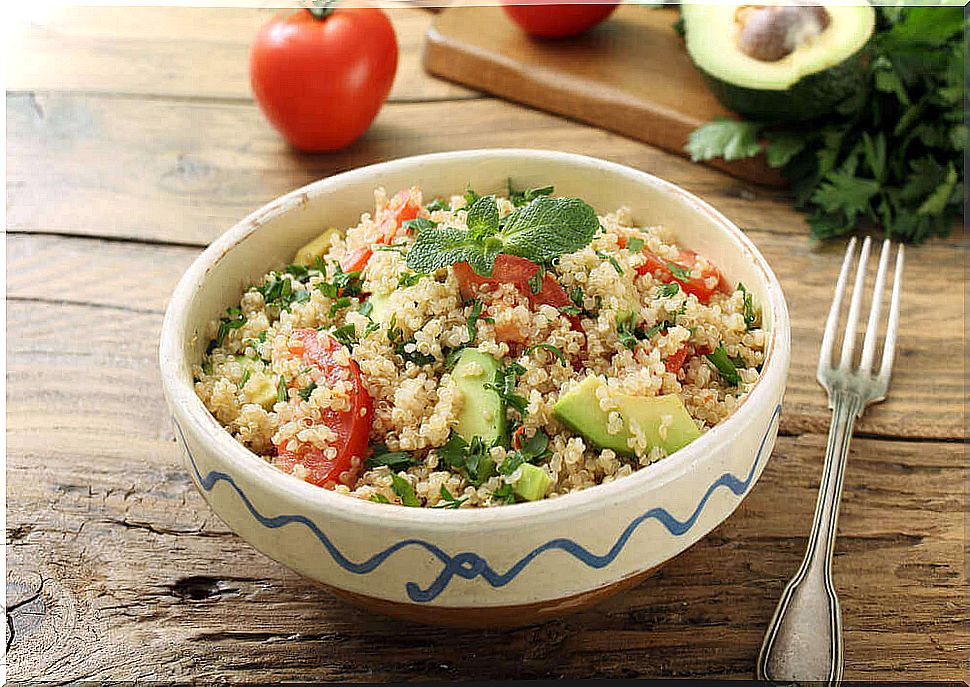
(757, 390), (863, 684)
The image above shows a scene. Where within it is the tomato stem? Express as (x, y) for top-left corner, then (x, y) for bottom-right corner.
(307, 0), (340, 20)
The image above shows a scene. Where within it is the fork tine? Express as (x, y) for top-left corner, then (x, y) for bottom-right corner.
(859, 239), (891, 371)
(838, 236), (872, 370)
(818, 237), (857, 382)
(878, 245), (905, 382)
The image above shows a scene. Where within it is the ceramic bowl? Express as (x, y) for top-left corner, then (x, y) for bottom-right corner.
(159, 149), (790, 627)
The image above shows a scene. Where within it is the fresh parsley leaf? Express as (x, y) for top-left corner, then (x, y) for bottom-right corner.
(390, 473), (421, 507)
(569, 286), (584, 308)
(208, 307), (247, 353)
(366, 445), (418, 469)
(667, 262), (691, 281)
(522, 343), (567, 366)
(397, 271), (426, 288)
(432, 485), (467, 509)
(437, 432), (495, 486)
(425, 198), (448, 212)
(239, 368), (251, 388)
(276, 375), (288, 403)
(485, 363), (529, 417)
(686, 117), (763, 162)
(706, 345), (742, 386)
(657, 282), (680, 298)
(527, 265), (546, 294)
(596, 251), (623, 275)
(492, 483), (516, 505)
(369, 493), (391, 504)
(331, 323), (358, 348)
(626, 236), (645, 253)
(298, 381), (317, 401)
(466, 298), (484, 343)
(738, 283), (757, 330)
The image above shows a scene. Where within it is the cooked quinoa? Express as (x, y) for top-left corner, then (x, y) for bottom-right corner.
(194, 185), (765, 508)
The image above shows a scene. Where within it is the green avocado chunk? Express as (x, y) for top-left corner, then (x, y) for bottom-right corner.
(452, 348), (505, 446)
(553, 376), (701, 457)
(683, 2), (875, 122)
(512, 463), (552, 502)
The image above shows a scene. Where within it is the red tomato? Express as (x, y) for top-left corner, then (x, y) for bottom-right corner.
(338, 189), (419, 273)
(250, 5), (397, 152)
(273, 329), (373, 488)
(635, 248), (727, 304)
(664, 345), (689, 374)
(500, 0), (619, 38)
(453, 254), (579, 327)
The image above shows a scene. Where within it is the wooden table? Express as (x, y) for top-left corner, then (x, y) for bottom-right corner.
(7, 7), (967, 682)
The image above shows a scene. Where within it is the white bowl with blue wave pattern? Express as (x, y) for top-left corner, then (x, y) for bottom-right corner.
(159, 150), (790, 626)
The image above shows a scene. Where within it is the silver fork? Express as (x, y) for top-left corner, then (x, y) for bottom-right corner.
(756, 237), (905, 684)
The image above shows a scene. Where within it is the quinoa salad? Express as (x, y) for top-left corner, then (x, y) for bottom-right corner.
(194, 184), (766, 508)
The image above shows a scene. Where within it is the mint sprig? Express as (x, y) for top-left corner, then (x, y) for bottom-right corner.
(406, 194), (598, 276)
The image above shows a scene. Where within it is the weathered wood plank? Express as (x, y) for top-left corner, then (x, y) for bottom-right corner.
(8, 91), (804, 246)
(6, 6), (475, 103)
(7, 228), (965, 441)
(7, 302), (967, 680)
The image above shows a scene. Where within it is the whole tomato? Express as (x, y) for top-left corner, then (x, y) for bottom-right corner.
(500, 0), (619, 39)
(250, 4), (397, 152)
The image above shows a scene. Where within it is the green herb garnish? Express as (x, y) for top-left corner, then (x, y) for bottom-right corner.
(397, 271), (426, 288)
(437, 432), (495, 486)
(432, 485), (467, 509)
(596, 251), (624, 275)
(406, 194), (598, 276)
(276, 376), (288, 403)
(626, 236), (645, 253)
(509, 180), (555, 207)
(390, 474), (420, 507)
(357, 299), (374, 317)
(522, 343), (567, 366)
(685, 6), (965, 243)
(657, 282), (680, 298)
(239, 368), (251, 388)
(738, 282), (757, 331)
(366, 444), (418, 469)
(208, 307), (247, 353)
(331, 323), (358, 348)
(527, 265), (546, 294)
(667, 262), (691, 281)
(402, 217), (436, 234)
(369, 493), (391, 504)
(491, 483), (516, 505)
(485, 362), (529, 416)
(466, 298), (484, 343)
(706, 345), (742, 386)
(425, 198), (449, 212)
(297, 381), (317, 402)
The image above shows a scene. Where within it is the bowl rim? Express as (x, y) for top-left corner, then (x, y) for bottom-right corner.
(159, 148), (790, 529)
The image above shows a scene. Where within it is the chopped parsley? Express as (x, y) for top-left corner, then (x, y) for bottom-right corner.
(390, 474), (421, 507)
(569, 286), (584, 308)
(738, 282), (757, 330)
(402, 217), (436, 234)
(596, 251), (624, 275)
(276, 376), (288, 403)
(657, 282), (681, 298)
(316, 263), (363, 299)
(432, 485), (467, 509)
(485, 362), (529, 416)
(397, 271), (426, 288)
(437, 432), (494, 486)
(491, 483), (516, 505)
(331, 322), (358, 348)
(522, 343), (567, 366)
(425, 198), (449, 212)
(369, 493), (391, 504)
(329, 295), (352, 317)
(365, 444), (418, 470)
(297, 381), (317, 402)
(667, 262), (692, 281)
(207, 306), (248, 353)
(357, 299), (374, 317)
(239, 368), (251, 388)
(498, 429), (550, 476)
(527, 265), (546, 295)
(466, 298), (484, 343)
(626, 236), (645, 253)
(706, 345), (742, 386)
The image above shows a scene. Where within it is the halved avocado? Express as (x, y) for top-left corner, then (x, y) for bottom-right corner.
(684, 2), (875, 122)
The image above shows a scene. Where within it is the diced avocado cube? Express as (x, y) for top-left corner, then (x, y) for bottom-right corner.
(512, 463), (551, 502)
(452, 348), (505, 446)
(244, 372), (278, 410)
(294, 227), (339, 266)
(553, 376), (701, 457)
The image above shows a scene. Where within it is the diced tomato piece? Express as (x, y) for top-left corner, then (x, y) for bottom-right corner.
(511, 425), (527, 450)
(340, 245), (372, 274)
(453, 254), (580, 329)
(272, 329), (373, 489)
(664, 345), (689, 374)
(635, 248), (726, 304)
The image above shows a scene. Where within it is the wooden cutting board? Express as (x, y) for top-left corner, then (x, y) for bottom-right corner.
(423, 4), (784, 186)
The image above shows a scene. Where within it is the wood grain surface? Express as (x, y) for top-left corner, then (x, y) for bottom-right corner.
(6, 5), (967, 683)
(424, 5), (784, 186)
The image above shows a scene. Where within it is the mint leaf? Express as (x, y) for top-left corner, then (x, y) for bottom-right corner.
(466, 195), (500, 237)
(500, 196), (598, 264)
(685, 117), (763, 162)
(405, 226), (500, 276)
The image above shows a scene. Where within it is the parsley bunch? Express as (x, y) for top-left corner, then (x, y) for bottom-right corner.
(406, 193), (598, 275)
(686, 6), (965, 243)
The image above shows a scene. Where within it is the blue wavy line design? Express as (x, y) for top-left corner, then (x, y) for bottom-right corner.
(175, 403), (781, 602)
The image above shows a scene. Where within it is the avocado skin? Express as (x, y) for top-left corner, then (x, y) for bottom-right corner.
(698, 47), (871, 123)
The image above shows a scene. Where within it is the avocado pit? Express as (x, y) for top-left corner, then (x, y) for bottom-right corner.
(735, 3), (831, 62)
